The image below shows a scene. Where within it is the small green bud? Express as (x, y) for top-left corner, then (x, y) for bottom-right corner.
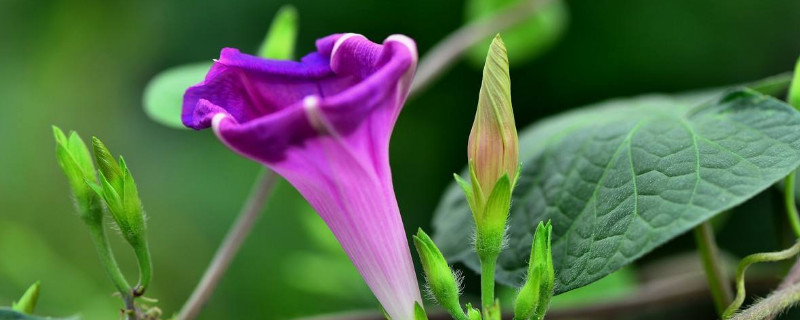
(514, 221), (554, 320)
(53, 126), (102, 224)
(89, 138), (152, 294)
(790, 55), (800, 109)
(11, 281), (40, 314)
(413, 229), (466, 320)
(468, 34), (518, 205)
(90, 139), (145, 246)
(414, 302), (428, 320)
(466, 303), (482, 320)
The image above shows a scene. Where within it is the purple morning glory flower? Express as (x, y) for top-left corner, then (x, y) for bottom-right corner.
(183, 33), (421, 319)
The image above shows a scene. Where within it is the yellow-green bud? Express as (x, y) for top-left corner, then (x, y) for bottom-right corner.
(11, 281), (40, 314)
(467, 34), (518, 206)
(53, 126), (101, 224)
(413, 229), (466, 320)
(514, 221), (554, 320)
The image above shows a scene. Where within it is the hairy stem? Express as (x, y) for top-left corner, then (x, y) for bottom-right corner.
(766, 256), (800, 320)
(481, 257), (497, 315)
(409, 0), (552, 97)
(723, 241), (800, 319)
(87, 222), (133, 296)
(693, 221), (734, 316)
(87, 222), (137, 319)
(731, 281), (800, 320)
(177, 168), (277, 320)
(785, 171), (800, 239)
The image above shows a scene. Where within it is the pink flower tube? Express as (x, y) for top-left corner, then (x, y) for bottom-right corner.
(183, 33), (421, 319)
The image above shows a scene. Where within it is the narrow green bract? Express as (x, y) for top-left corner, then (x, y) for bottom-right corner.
(258, 5), (298, 60)
(790, 56), (800, 110)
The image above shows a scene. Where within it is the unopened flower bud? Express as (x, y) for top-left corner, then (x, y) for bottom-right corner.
(11, 281), (40, 314)
(89, 137), (152, 294)
(467, 34), (518, 205)
(413, 229), (466, 320)
(514, 221), (554, 320)
(53, 126), (101, 224)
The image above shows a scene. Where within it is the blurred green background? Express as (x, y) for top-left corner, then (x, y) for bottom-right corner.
(1, 0), (800, 319)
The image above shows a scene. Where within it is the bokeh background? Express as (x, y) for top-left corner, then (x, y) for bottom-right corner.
(2, 0), (800, 319)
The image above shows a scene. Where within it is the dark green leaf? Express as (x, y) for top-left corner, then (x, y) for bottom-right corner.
(433, 88), (800, 293)
(0, 308), (77, 320)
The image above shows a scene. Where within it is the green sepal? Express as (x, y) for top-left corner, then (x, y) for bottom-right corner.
(91, 137), (123, 192)
(790, 56), (800, 109)
(257, 5), (298, 60)
(514, 221), (554, 320)
(454, 173), (478, 221)
(465, 303), (482, 320)
(413, 302), (428, 320)
(468, 159), (485, 211)
(98, 171), (124, 217)
(11, 282), (40, 314)
(67, 132), (94, 177)
(120, 157), (143, 228)
(475, 174), (512, 259)
(413, 229), (466, 320)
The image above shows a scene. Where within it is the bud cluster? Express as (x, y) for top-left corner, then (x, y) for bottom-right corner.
(412, 35), (554, 320)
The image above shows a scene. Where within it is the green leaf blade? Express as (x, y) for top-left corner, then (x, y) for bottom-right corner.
(143, 62), (212, 129)
(465, 0), (567, 67)
(434, 88), (800, 294)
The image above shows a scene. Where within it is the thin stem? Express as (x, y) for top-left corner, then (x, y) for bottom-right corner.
(785, 171), (800, 239)
(409, 0), (552, 97)
(133, 241), (152, 296)
(87, 222), (136, 319)
(731, 281), (800, 320)
(177, 168), (277, 320)
(693, 221), (734, 316)
(480, 257), (497, 315)
(723, 241), (800, 319)
(87, 222), (133, 296)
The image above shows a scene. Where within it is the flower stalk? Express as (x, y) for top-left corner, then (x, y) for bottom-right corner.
(693, 221), (733, 316)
